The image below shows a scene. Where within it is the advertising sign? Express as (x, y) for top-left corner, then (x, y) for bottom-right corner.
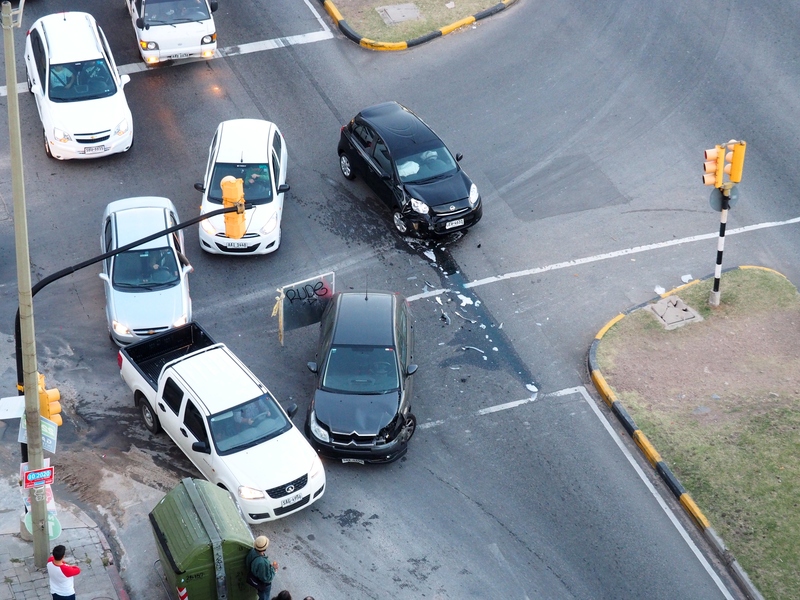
(17, 414), (59, 453)
(23, 467), (55, 489)
(273, 272), (335, 344)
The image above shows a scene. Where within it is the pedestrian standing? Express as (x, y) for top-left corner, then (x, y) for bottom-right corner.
(272, 592), (291, 600)
(246, 535), (277, 600)
(47, 545), (81, 600)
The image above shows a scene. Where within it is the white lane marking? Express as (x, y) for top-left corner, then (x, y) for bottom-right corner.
(2, 0), (333, 95)
(463, 216), (800, 290)
(421, 385), (735, 599)
(488, 543), (532, 600)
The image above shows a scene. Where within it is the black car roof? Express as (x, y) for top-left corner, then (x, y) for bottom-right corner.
(358, 102), (441, 156)
(332, 292), (396, 347)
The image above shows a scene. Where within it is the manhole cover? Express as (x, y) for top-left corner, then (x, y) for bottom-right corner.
(376, 3), (422, 25)
(646, 296), (703, 330)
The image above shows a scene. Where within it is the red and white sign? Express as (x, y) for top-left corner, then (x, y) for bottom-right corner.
(23, 467), (54, 489)
(177, 587), (188, 600)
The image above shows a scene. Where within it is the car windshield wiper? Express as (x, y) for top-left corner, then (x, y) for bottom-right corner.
(146, 18), (176, 28)
(412, 173), (450, 184)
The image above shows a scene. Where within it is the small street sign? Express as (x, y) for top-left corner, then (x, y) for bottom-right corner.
(23, 466), (55, 489)
(24, 512), (62, 540)
(17, 414), (59, 453)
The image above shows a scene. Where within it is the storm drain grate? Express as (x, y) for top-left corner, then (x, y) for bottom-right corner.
(376, 3), (422, 25)
(646, 296), (703, 330)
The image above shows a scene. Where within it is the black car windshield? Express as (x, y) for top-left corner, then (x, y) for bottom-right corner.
(207, 163), (273, 205)
(208, 393), (291, 455)
(144, 0), (211, 25)
(112, 247), (180, 290)
(395, 145), (457, 184)
(322, 346), (400, 394)
(48, 60), (116, 103)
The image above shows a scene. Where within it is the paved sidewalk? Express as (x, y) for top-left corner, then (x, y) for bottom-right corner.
(0, 473), (128, 600)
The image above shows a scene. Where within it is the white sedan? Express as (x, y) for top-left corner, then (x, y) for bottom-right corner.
(195, 119), (289, 255)
(100, 197), (193, 345)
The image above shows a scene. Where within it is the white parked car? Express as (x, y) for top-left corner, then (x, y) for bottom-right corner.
(195, 119), (289, 255)
(126, 0), (219, 65)
(24, 12), (134, 160)
(100, 197), (193, 346)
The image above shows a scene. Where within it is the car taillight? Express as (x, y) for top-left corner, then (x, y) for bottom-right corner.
(117, 351), (123, 369)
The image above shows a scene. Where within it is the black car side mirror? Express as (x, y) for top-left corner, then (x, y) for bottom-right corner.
(210, 0), (219, 12)
(278, 183), (290, 193)
(455, 153), (463, 162)
(194, 182), (205, 192)
(192, 441), (211, 454)
(381, 173), (391, 181)
(307, 361), (318, 374)
(407, 364), (418, 376)
(284, 403), (299, 419)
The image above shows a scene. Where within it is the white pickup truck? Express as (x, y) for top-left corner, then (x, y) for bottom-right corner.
(118, 322), (325, 522)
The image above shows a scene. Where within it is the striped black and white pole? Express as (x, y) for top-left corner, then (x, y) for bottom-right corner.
(708, 194), (730, 306)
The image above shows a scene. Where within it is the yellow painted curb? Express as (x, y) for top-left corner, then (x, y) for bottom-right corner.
(740, 264), (789, 279)
(590, 370), (616, 407)
(632, 430), (662, 467)
(440, 16), (476, 36)
(663, 277), (702, 297)
(680, 494), (711, 530)
(595, 313), (624, 340)
(323, 0), (343, 24)
(360, 38), (408, 51)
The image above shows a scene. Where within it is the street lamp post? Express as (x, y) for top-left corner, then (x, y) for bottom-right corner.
(2, 0), (50, 568)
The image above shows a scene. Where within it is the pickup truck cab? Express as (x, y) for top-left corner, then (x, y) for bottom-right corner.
(119, 323), (325, 522)
(127, 0), (218, 65)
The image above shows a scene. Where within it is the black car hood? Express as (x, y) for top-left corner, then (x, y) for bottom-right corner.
(314, 389), (400, 435)
(404, 170), (471, 208)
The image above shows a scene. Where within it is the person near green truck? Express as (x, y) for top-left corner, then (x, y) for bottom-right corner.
(246, 536), (277, 599)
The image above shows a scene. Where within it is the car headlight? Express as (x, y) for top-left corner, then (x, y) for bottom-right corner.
(201, 33), (217, 45)
(200, 216), (217, 235)
(410, 197), (429, 214)
(260, 213), (278, 235)
(114, 119), (130, 137)
(309, 411), (330, 443)
(112, 321), (131, 336)
(238, 486), (265, 500)
(173, 315), (188, 328)
(468, 183), (479, 207)
(140, 40), (158, 51)
(53, 128), (71, 143)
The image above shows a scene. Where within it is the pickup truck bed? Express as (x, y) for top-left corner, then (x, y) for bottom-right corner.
(121, 322), (216, 389)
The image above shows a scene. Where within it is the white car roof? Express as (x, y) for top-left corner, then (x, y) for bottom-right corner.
(215, 119), (276, 164)
(37, 12), (104, 64)
(171, 346), (265, 415)
(106, 197), (177, 249)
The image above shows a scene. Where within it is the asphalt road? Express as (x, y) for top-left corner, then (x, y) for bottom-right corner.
(2, 0), (800, 598)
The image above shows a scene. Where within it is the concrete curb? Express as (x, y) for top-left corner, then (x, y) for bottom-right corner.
(319, 0), (519, 51)
(588, 265), (776, 600)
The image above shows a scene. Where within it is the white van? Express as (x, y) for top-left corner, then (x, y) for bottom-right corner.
(126, 0), (219, 65)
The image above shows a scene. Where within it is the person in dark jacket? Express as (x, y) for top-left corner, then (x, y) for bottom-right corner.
(246, 536), (277, 600)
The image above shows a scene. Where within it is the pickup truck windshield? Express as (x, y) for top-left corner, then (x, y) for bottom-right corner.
(144, 0), (211, 25)
(209, 393), (290, 455)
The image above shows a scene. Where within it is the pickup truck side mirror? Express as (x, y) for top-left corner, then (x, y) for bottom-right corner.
(307, 361), (318, 374)
(277, 183), (290, 193)
(194, 182), (205, 193)
(210, 0), (219, 12)
(407, 364), (418, 376)
(192, 441), (211, 454)
(31, 82), (42, 96)
(98, 273), (110, 283)
(284, 403), (298, 419)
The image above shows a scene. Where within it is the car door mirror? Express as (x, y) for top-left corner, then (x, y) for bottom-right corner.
(407, 364), (418, 376)
(284, 403), (298, 419)
(136, 17), (145, 29)
(307, 361), (318, 374)
(455, 153), (463, 162)
(182, 264), (194, 275)
(30, 82), (42, 95)
(98, 273), (110, 283)
(120, 74), (131, 87)
(210, 0), (219, 12)
(277, 183), (290, 193)
(192, 441), (211, 454)
(380, 172), (391, 181)
(194, 182), (205, 192)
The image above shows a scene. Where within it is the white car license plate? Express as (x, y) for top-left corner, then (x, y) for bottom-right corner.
(342, 458), (364, 464)
(169, 53), (191, 59)
(84, 145), (105, 155)
(280, 492), (302, 507)
(226, 241), (248, 249)
(445, 218), (465, 229)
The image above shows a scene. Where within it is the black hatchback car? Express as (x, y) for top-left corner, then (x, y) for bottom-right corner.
(337, 102), (482, 236)
(305, 291), (418, 464)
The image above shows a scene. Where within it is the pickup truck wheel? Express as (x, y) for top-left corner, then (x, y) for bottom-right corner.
(141, 401), (161, 434)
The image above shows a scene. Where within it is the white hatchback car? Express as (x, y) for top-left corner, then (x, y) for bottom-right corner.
(24, 12), (134, 160)
(100, 197), (193, 346)
(126, 0), (219, 65)
(195, 119), (289, 255)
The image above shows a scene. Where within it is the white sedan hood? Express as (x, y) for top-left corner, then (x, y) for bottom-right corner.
(49, 93), (130, 135)
(110, 285), (185, 331)
(205, 202), (280, 235)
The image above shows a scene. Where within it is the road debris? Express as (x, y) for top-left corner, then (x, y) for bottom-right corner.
(440, 310), (451, 325)
(457, 294), (474, 307)
(454, 311), (477, 323)
(461, 346), (484, 354)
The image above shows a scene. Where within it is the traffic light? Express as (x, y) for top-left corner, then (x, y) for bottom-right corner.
(724, 140), (746, 183)
(37, 373), (62, 426)
(703, 145), (725, 187)
(220, 175), (246, 239)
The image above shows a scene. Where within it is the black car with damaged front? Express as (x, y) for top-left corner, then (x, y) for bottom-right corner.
(337, 101), (482, 236)
(305, 292), (417, 464)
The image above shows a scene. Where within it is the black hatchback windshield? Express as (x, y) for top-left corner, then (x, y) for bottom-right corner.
(395, 145), (457, 184)
(322, 346), (400, 394)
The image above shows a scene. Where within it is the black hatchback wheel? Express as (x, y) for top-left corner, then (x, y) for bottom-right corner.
(339, 153), (355, 180)
(392, 211), (409, 234)
(400, 413), (417, 443)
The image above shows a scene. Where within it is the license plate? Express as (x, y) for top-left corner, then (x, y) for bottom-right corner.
(226, 241), (247, 249)
(84, 145), (105, 155)
(169, 53), (191, 59)
(280, 493), (302, 507)
(342, 458), (364, 464)
(445, 218), (465, 229)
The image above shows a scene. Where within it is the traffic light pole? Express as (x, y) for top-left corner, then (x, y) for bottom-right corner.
(12, 203), (246, 565)
(709, 192), (730, 307)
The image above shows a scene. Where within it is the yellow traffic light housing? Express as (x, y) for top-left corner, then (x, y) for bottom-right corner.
(724, 140), (746, 183)
(37, 373), (62, 426)
(220, 175), (246, 239)
(703, 145), (725, 187)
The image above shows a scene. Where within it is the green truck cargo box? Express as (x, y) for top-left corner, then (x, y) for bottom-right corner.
(150, 478), (256, 600)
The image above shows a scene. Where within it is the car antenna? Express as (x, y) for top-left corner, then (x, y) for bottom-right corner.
(365, 276), (369, 301)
